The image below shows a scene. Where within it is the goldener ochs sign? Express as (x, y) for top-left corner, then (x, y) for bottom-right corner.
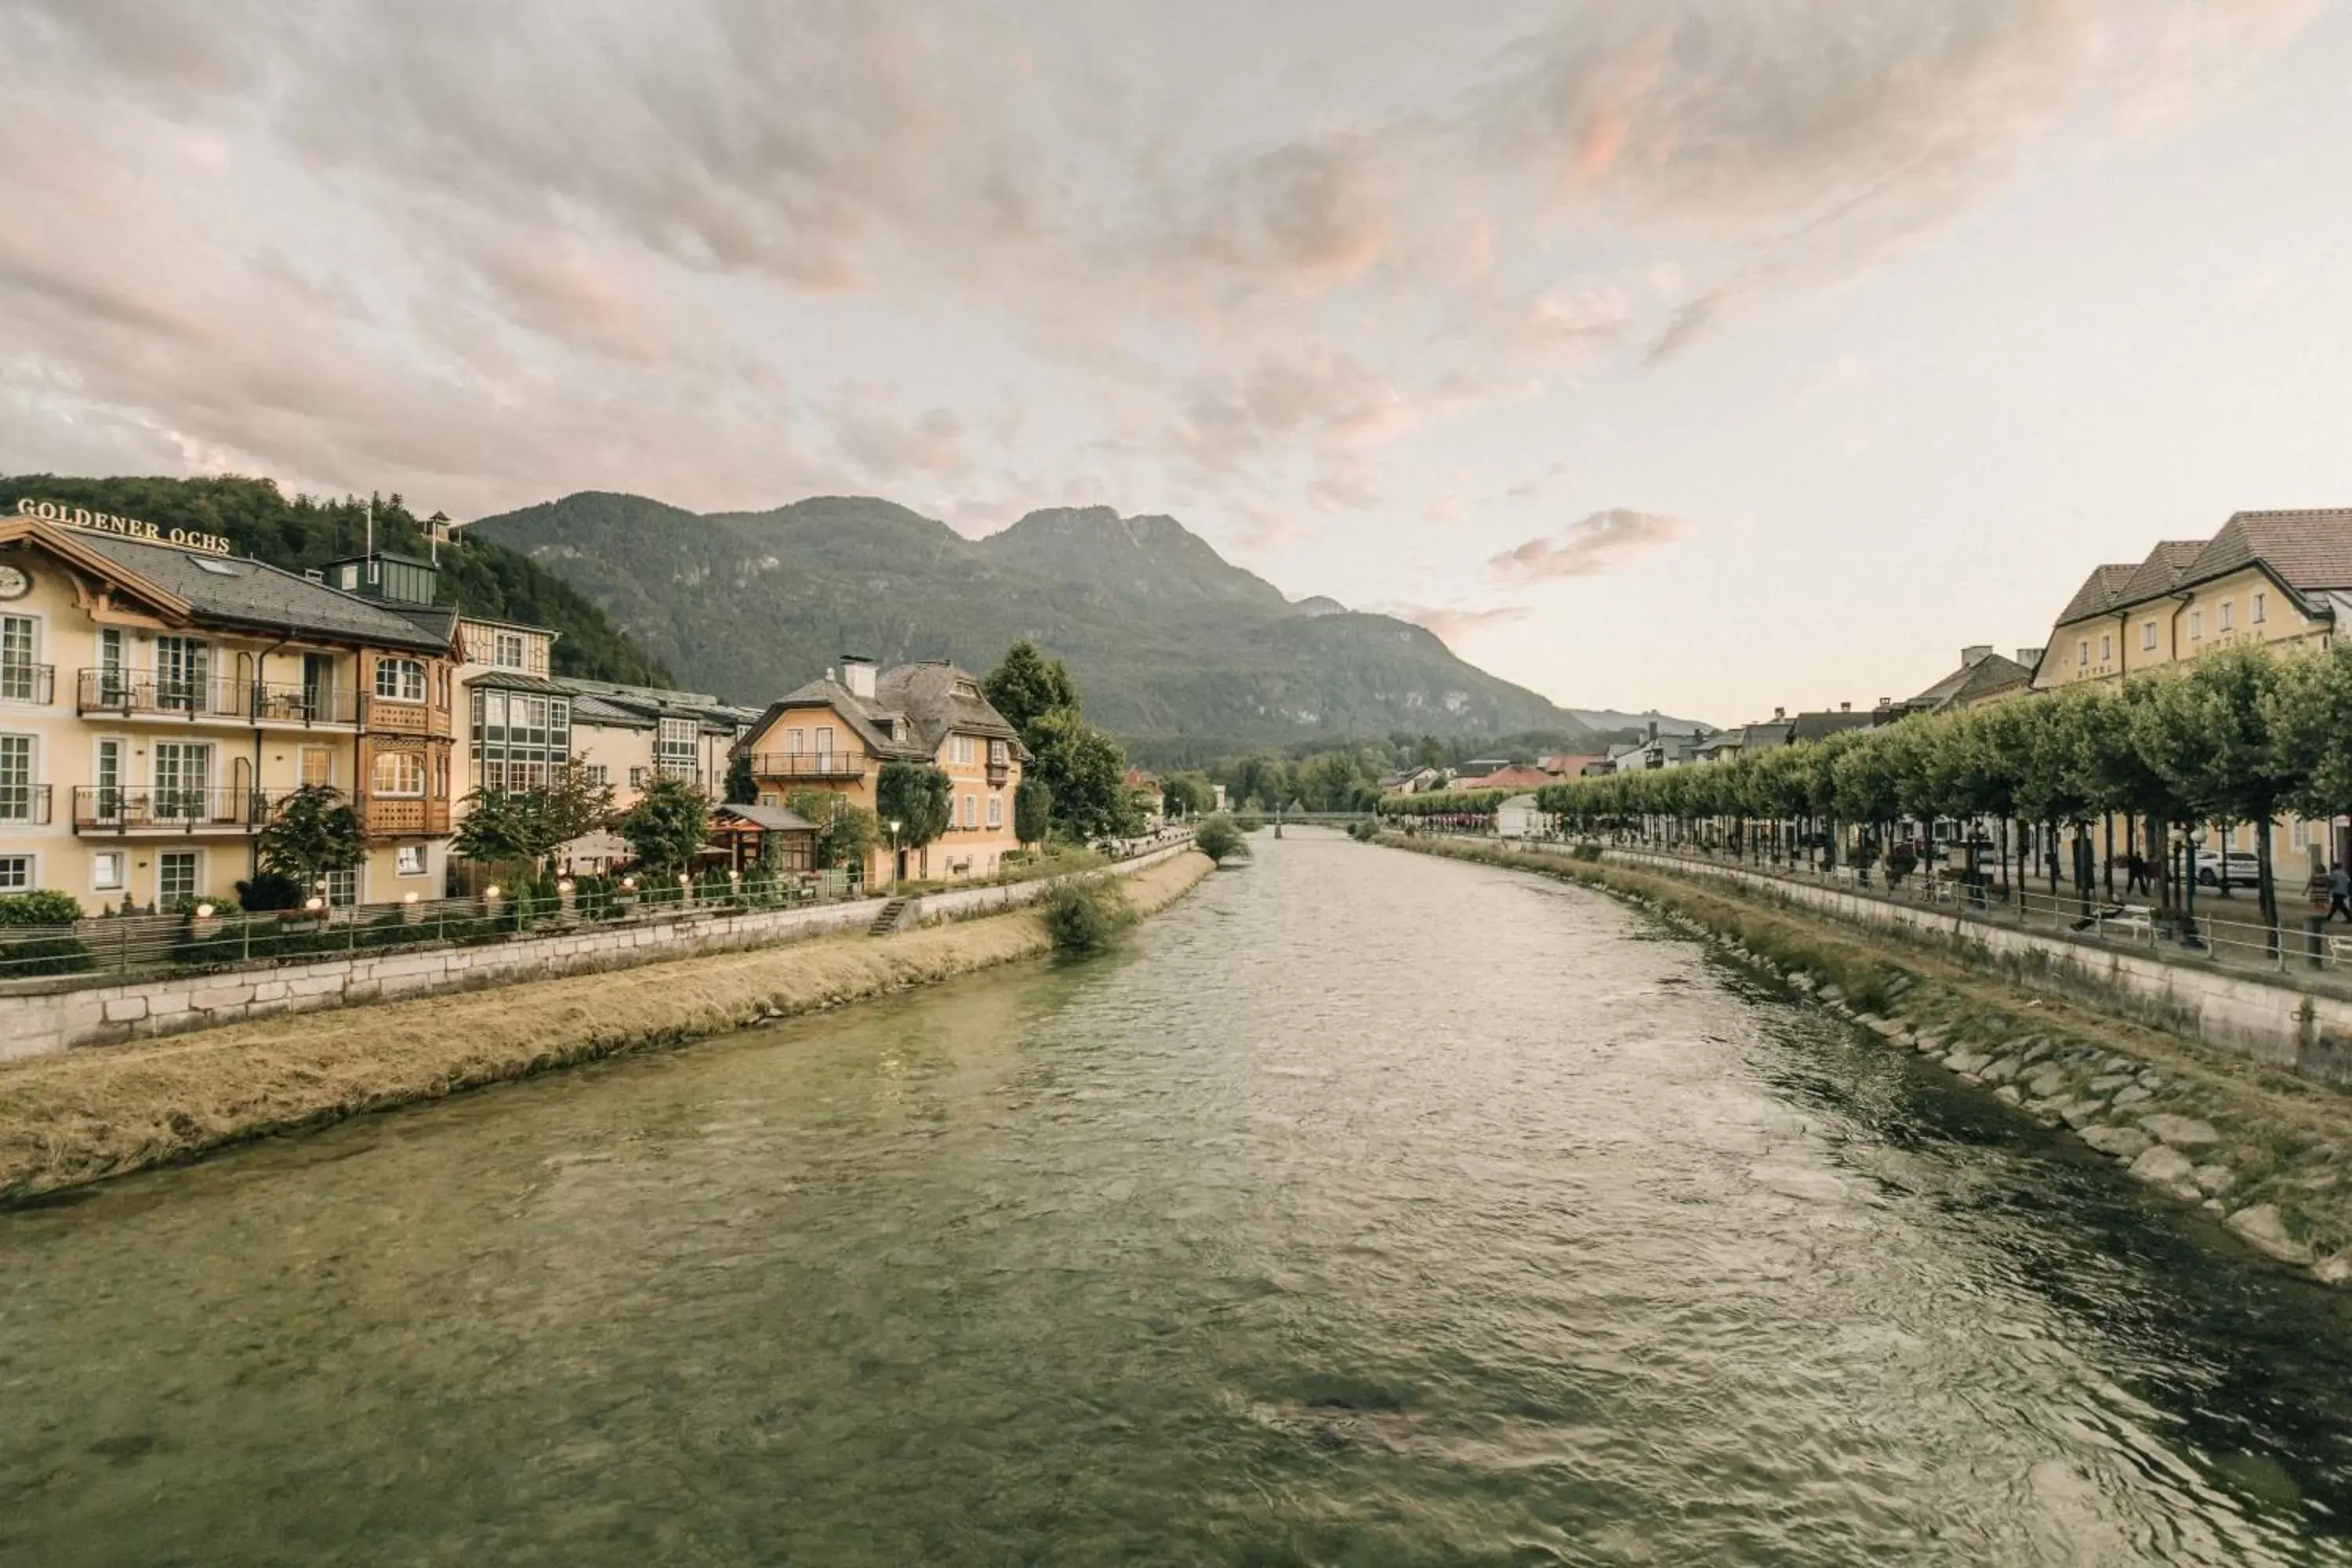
(14, 497), (233, 556)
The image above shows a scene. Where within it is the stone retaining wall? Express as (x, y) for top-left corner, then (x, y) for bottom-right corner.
(1515, 843), (2352, 1086)
(0, 846), (1189, 1059)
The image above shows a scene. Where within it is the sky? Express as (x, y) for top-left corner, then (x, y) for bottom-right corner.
(3, 0), (2348, 725)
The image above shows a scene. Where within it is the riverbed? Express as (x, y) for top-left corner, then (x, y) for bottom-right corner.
(5, 829), (2352, 1564)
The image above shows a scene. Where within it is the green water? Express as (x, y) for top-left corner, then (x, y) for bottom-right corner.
(6, 830), (2352, 1564)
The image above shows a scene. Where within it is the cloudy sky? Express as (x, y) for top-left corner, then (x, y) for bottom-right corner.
(3, 1), (2347, 724)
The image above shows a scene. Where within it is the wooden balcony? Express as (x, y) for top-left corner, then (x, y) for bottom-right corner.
(358, 796), (452, 836)
(363, 698), (453, 738)
(746, 751), (867, 782)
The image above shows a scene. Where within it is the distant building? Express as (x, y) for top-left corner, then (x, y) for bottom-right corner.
(1454, 764), (1555, 790)
(1494, 793), (1547, 839)
(1886, 645), (2037, 719)
(738, 655), (1029, 884)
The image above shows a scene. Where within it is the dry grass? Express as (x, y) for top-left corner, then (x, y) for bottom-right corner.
(0, 851), (1212, 1203)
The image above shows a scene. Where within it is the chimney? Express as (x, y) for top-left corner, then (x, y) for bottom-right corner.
(1839, 701), (1851, 712)
(1646, 720), (1658, 741)
(2017, 647), (2044, 668)
(1962, 644), (1992, 666)
(841, 655), (877, 700)
(1773, 706), (1785, 721)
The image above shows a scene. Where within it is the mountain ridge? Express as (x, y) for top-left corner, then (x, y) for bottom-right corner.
(466, 491), (1594, 748)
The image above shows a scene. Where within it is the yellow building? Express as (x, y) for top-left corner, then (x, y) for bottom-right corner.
(2036, 510), (2349, 691)
(739, 656), (1027, 884)
(0, 510), (459, 913)
(2034, 507), (2352, 869)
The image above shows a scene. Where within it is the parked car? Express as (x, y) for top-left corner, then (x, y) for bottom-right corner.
(2194, 849), (2261, 889)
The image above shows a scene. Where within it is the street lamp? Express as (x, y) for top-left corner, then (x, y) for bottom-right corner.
(887, 818), (903, 890)
(2183, 826), (2204, 946)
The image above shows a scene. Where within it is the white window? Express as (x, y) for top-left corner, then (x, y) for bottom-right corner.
(396, 845), (426, 877)
(372, 750), (426, 797)
(300, 746), (333, 788)
(629, 766), (646, 789)
(375, 658), (426, 702)
(324, 868), (358, 908)
(815, 724), (833, 757)
(962, 793), (978, 829)
(583, 763), (609, 786)
(154, 742), (213, 821)
(158, 850), (199, 904)
(0, 854), (31, 890)
(2219, 599), (2234, 632)
(96, 627), (124, 702)
(2077, 640), (2089, 668)
(989, 739), (1008, 768)
(2190, 610), (2203, 641)
(337, 563), (360, 590)
(0, 734), (33, 822)
(2141, 619), (2158, 651)
(493, 630), (525, 670)
(154, 636), (210, 712)
(950, 734), (976, 766)
(987, 794), (1003, 829)
(91, 851), (125, 892)
(0, 613), (39, 702)
(2099, 633), (2111, 662)
(2252, 591), (2268, 624)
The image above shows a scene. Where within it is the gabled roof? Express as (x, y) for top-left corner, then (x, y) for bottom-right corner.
(2186, 509), (2352, 595)
(10, 522), (456, 652)
(877, 660), (1024, 756)
(1903, 650), (2034, 715)
(2051, 562), (2137, 627)
(709, 802), (816, 833)
(1790, 710), (1876, 743)
(748, 677), (912, 758)
(2115, 540), (2205, 605)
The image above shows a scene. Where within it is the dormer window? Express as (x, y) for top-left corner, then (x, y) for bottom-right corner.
(953, 678), (980, 700)
(493, 630), (525, 670)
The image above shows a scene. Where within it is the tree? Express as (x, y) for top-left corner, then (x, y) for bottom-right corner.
(538, 761), (616, 854)
(1014, 776), (1053, 847)
(453, 764), (612, 870)
(786, 789), (880, 872)
(615, 775), (710, 875)
(257, 785), (365, 893)
(723, 751), (757, 806)
(983, 640), (1080, 735)
(875, 760), (953, 853)
(1028, 708), (1137, 840)
(1161, 771), (1215, 819)
(2144, 646), (2300, 931)
(1193, 816), (1250, 865)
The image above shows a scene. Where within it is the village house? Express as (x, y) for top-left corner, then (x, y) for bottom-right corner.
(738, 656), (1029, 885)
(0, 510), (460, 913)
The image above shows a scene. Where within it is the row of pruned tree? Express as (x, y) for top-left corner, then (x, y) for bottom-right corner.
(1387, 642), (2352, 934)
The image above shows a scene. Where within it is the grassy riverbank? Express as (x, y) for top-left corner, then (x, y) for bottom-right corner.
(0, 852), (1214, 1203)
(1381, 833), (2352, 1285)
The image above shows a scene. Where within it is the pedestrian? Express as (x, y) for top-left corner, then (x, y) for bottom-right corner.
(2125, 849), (2147, 895)
(2330, 863), (2351, 924)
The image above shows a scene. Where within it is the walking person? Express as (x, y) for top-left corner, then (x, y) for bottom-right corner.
(2330, 862), (2351, 924)
(2125, 848), (2148, 896)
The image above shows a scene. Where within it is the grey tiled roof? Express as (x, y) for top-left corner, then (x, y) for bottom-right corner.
(554, 676), (752, 735)
(2115, 540), (2205, 605)
(2186, 509), (2352, 594)
(742, 662), (1030, 765)
(1901, 651), (2033, 714)
(710, 803), (817, 833)
(73, 532), (455, 652)
(2051, 562), (2136, 627)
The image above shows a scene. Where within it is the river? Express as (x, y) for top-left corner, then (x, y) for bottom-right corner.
(5, 829), (2352, 1564)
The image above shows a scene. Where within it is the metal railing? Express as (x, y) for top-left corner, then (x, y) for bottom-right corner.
(76, 670), (250, 720)
(71, 785), (285, 833)
(0, 782), (52, 824)
(251, 679), (357, 725)
(0, 661), (55, 704)
(1520, 836), (2352, 985)
(744, 752), (864, 779)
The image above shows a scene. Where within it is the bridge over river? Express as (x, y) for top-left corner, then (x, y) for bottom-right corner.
(5, 826), (2351, 1563)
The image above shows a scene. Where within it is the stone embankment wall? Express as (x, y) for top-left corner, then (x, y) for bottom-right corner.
(0, 850), (1216, 1203)
(1553, 844), (2352, 1087)
(0, 844), (1193, 1060)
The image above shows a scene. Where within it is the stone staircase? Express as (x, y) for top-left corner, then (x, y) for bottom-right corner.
(868, 897), (915, 937)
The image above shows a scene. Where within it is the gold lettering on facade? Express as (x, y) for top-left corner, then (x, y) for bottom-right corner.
(16, 497), (232, 556)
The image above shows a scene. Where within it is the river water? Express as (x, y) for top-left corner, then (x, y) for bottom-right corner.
(7, 831), (2352, 1565)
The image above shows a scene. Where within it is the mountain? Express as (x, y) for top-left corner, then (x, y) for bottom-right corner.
(1568, 706), (1715, 735)
(466, 492), (1593, 748)
(0, 474), (671, 686)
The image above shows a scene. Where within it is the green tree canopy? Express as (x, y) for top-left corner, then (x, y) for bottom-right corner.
(876, 760), (954, 849)
(1014, 776), (1053, 846)
(786, 789), (880, 871)
(984, 640), (1081, 735)
(1029, 708), (1137, 840)
(615, 776), (710, 875)
(258, 785), (365, 891)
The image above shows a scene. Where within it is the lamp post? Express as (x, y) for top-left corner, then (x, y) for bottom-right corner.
(888, 818), (902, 892)
(2183, 826), (2203, 946)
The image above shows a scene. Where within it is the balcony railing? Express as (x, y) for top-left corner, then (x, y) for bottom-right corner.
(74, 669), (368, 726)
(0, 662), (55, 705)
(745, 751), (865, 780)
(71, 785), (285, 833)
(358, 797), (451, 836)
(0, 783), (53, 825)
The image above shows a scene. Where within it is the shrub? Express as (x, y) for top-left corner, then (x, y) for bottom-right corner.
(1039, 874), (1135, 960)
(234, 870), (306, 911)
(1194, 817), (1250, 865)
(1234, 811), (1265, 833)
(0, 890), (91, 976)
